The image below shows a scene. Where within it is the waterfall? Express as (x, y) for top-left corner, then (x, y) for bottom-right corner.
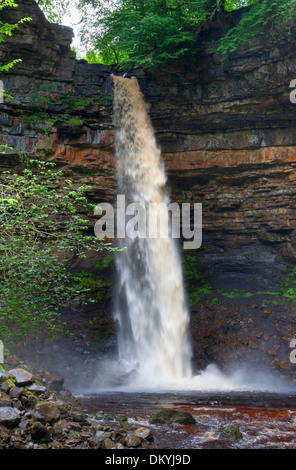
(112, 76), (192, 386)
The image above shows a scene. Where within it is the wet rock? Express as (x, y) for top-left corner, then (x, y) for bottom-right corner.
(219, 425), (243, 440)
(0, 407), (21, 427)
(103, 437), (117, 449)
(25, 394), (38, 409)
(0, 371), (9, 384)
(149, 409), (196, 426)
(0, 424), (11, 443)
(134, 427), (154, 442)
(125, 434), (142, 448)
(9, 386), (24, 399)
(24, 410), (43, 421)
(0, 399), (11, 408)
(100, 414), (115, 423)
(115, 414), (128, 423)
(89, 430), (106, 449)
(0, 381), (11, 394)
(48, 377), (64, 392)
(52, 440), (65, 449)
(31, 421), (51, 442)
(8, 369), (34, 387)
(51, 420), (68, 439)
(12, 399), (22, 409)
(36, 403), (60, 424)
(71, 412), (89, 425)
(26, 384), (47, 395)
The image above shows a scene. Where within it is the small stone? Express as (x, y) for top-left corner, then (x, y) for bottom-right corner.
(8, 369), (34, 386)
(52, 441), (64, 449)
(115, 414), (128, 423)
(149, 409), (196, 426)
(36, 403), (60, 424)
(0, 424), (11, 441)
(27, 384), (47, 393)
(125, 434), (142, 448)
(9, 386), (24, 399)
(89, 430), (108, 449)
(48, 377), (64, 392)
(71, 412), (89, 425)
(0, 399), (11, 407)
(12, 399), (22, 409)
(219, 425), (243, 440)
(134, 427), (154, 442)
(0, 381), (11, 394)
(0, 407), (21, 427)
(103, 438), (117, 449)
(114, 442), (125, 449)
(31, 421), (51, 442)
(26, 394), (37, 409)
(0, 371), (9, 384)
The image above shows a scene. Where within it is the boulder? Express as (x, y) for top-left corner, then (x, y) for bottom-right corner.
(9, 386), (24, 399)
(125, 434), (142, 448)
(149, 409), (196, 426)
(219, 425), (243, 440)
(48, 377), (64, 392)
(134, 427), (154, 442)
(36, 403), (60, 424)
(0, 399), (11, 408)
(0, 371), (9, 384)
(8, 368), (34, 386)
(26, 384), (47, 394)
(31, 421), (51, 442)
(0, 407), (21, 427)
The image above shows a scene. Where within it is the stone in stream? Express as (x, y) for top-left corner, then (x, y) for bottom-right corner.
(125, 434), (142, 448)
(149, 409), (196, 426)
(219, 424), (243, 440)
(134, 427), (154, 442)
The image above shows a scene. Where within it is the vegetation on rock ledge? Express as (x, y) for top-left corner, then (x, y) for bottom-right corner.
(76, 0), (296, 69)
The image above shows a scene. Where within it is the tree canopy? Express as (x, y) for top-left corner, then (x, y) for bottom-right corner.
(33, 0), (296, 69)
(37, 0), (71, 23)
(74, 0), (296, 70)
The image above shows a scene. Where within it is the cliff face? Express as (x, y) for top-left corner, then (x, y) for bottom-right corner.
(2, 0), (296, 380)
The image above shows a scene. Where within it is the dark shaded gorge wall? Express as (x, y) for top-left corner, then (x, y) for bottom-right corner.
(2, 0), (296, 379)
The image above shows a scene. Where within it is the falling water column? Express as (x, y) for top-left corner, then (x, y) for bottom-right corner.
(112, 76), (192, 386)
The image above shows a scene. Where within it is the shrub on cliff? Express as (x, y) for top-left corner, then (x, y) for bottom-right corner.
(0, 158), (114, 339)
(0, 0), (31, 72)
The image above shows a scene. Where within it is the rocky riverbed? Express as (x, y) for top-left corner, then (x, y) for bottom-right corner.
(0, 363), (157, 449)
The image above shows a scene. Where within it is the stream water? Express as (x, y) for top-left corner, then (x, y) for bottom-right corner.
(79, 390), (296, 449)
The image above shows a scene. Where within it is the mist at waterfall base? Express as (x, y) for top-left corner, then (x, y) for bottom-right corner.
(84, 76), (295, 395)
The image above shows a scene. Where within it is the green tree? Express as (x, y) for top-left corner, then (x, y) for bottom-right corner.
(0, 0), (31, 72)
(0, 157), (115, 339)
(218, 0), (296, 55)
(77, 0), (296, 70)
(36, 0), (71, 23)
